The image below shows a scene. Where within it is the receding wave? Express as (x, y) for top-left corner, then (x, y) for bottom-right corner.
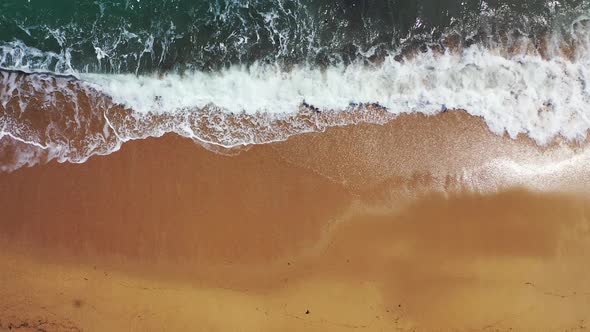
(0, 69), (396, 171)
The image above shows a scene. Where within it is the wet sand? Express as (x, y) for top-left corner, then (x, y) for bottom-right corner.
(1, 112), (590, 331)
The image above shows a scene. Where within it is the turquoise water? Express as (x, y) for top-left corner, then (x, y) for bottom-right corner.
(1, 0), (584, 73)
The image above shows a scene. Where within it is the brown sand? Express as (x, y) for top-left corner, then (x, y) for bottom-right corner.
(1, 112), (590, 331)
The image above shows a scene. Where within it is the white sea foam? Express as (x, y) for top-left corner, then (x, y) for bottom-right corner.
(82, 42), (590, 145)
(0, 40), (74, 74)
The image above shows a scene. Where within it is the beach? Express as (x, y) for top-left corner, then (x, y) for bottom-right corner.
(2, 1), (590, 329)
(1, 111), (590, 331)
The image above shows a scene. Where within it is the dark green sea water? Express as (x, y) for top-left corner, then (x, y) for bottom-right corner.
(1, 0), (586, 73)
